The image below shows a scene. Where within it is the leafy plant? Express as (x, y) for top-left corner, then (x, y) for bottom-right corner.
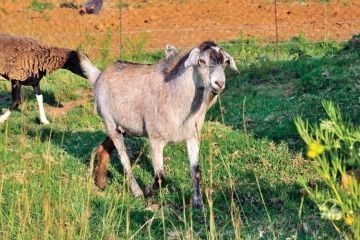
(29, 0), (53, 12)
(295, 101), (360, 239)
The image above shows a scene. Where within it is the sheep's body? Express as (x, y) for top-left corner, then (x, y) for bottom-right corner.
(0, 33), (99, 124)
(90, 41), (237, 208)
(0, 34), (72, 81)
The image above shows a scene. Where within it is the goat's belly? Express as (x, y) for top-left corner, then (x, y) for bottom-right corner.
(155, 122), (199, 143)
(113, 114), (146, 137)
(123, 127), (146, 137)
(116, 120), (146, 137)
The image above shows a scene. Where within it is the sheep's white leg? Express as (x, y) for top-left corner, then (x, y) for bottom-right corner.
(108, 128), (143, 197)
(0, 110), (11, 124)
(187, 137), (203, 209)
(146, 139), (166, 196)
(35, 94), (50, 125)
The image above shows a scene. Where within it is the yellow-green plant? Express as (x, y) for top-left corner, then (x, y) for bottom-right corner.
(295, 101), (359, 239)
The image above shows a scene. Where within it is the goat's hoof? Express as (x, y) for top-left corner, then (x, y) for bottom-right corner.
(130, 177), (144, 197)
(145, 185), (158, 197)
(192, 197), (203, 209)
(132, 187), (144, 197)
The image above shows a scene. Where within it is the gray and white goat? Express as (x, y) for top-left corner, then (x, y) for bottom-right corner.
(89, 41), (237, 208)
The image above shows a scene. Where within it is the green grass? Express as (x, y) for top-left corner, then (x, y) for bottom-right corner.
(28, 0), (54, 12)
(1, 35), (359, 239)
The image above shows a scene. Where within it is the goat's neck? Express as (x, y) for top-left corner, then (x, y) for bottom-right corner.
(167, 67), (216, 123)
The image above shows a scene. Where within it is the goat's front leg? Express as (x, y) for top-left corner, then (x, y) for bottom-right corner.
(146, 138), (166, 196)
(33, 83), (50, 124)
(0, 81), (21, 124)
(186, 137), (203, 209)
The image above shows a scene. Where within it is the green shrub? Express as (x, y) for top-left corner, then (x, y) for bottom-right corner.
(295, 101), (359, 239)
(29, 0), (53, 12)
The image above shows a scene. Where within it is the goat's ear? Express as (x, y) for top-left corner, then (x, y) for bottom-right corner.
(184, 48), (200, 68)
(223, 51), (238, 72)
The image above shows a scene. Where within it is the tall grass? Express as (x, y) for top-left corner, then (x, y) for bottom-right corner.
(1, 35), (358, 238)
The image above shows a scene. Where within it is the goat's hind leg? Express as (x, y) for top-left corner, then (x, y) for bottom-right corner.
(95, 136), (115, 189)
(145, 139), (166, 196)
(107, 127), (143, 197)
(0, 81), (21, 124)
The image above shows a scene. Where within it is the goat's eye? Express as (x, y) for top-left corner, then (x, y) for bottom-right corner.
(198, 59), (206, 66)
(225, 59), (230, 65)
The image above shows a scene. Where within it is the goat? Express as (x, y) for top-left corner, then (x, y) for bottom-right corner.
(0, 33), (100, 124)
(88, 41), (237, 208)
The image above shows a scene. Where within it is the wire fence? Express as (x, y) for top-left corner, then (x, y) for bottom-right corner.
(0, 0), (359, 60)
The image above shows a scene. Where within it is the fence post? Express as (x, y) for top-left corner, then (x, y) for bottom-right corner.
(274, 0), (279, 60)
(119, 0), (123, 59)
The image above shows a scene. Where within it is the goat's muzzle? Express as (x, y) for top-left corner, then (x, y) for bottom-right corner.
(210, 81), (225, 95)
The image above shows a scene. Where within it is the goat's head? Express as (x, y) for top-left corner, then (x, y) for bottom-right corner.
(184, 41), (237, 94)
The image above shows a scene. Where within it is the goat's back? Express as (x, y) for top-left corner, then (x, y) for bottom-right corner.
(95, 61), (165, 136)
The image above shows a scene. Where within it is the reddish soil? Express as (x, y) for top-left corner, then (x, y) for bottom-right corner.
(0, 0), (359, 59)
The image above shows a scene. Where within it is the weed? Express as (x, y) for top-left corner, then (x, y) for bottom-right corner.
(296, 101), (359, 238)
(29, 0), (53, 12)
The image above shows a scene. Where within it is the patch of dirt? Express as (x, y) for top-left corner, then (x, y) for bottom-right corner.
(46, 98), (89, 116)
(46, 89), (93, 116)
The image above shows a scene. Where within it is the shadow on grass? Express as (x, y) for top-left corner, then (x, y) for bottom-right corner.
(86, 170), (334, 239)
(207, 49), (360, 151)
(26, 127), (160, 189)
(0, 87), (63, 110)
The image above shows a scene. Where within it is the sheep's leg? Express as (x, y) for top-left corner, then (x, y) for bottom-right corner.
(95, 136), (115, 189)
(0, 81), (21, 124)
(186, 137), (203, 209)
(33, 84), (50, 125)
(108, 129), (143, 197)
(145, 139), (166, 196)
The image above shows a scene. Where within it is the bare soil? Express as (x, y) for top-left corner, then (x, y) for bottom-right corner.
(0, 0), (359, 59)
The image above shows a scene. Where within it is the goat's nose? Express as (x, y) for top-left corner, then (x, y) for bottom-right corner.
(215, 80), (224, 88)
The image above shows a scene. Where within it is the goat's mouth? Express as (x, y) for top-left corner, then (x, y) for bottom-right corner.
(210, 84), (224, 95)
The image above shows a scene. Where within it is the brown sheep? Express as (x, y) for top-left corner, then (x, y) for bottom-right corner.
(0, 33), (100, 124)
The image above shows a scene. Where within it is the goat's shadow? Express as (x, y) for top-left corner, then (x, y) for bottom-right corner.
(89, 170), (330, 238)
(26, 127), (175, 190)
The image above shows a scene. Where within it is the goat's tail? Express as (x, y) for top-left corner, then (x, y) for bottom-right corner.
(77, 51), (102, 85)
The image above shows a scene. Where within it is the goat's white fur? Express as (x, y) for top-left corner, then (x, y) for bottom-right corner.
(88, 41), (237, 208)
